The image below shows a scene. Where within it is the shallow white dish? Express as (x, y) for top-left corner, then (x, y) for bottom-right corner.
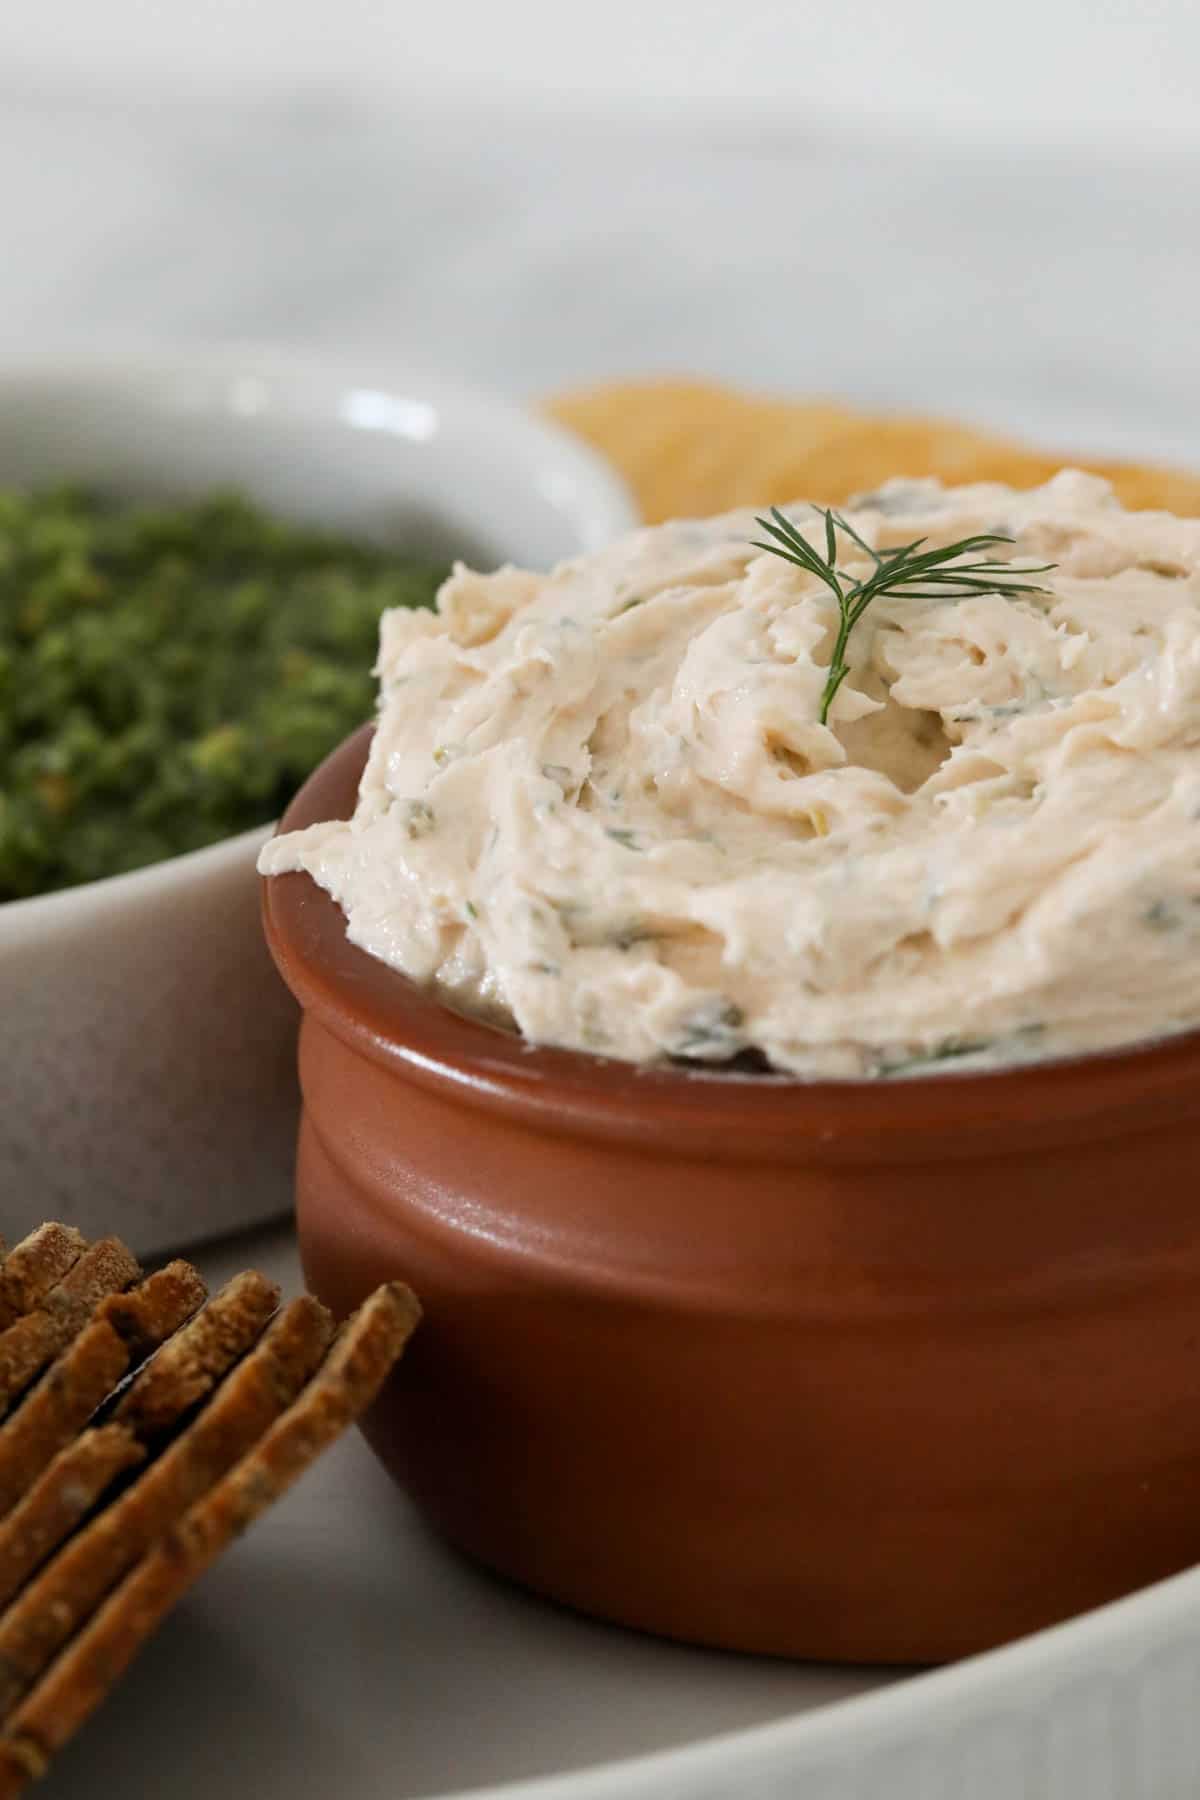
(0, 351), (636, 1257)
(43, 1220), (1200, 1800)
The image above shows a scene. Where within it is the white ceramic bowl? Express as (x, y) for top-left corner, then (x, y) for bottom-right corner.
(0, 349), (636, 1257)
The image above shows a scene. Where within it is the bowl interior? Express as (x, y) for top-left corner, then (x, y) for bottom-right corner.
(0, 352), (637, 568)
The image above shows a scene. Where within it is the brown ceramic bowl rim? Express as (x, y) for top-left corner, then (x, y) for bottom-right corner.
(261, 723), (1200, 1164)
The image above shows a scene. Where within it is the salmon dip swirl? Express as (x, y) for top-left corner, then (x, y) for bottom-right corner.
(260, 471), (1200, 1079)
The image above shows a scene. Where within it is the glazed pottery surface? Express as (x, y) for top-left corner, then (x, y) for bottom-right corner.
(263, 725), (1200, 1663)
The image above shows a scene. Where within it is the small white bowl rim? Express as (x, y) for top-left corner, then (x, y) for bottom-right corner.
(0, 344), (638, 930)
(0, 344), (639, 542)
(0, 818), (276, 932)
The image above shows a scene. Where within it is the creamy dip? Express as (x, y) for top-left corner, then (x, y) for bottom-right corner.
(260, 471), (1200, 1078)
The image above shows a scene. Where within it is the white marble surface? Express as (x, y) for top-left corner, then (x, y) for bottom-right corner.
(4, 0), (1200, 147)
(1, 83), (1199, 475)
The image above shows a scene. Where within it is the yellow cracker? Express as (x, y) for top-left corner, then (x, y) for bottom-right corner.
(545, 378), (1200, 523)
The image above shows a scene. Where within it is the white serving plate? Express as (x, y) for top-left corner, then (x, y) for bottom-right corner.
(42, 1221), (1200, 1800)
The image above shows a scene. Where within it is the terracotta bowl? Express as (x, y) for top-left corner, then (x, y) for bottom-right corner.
(262, 723), (1200, 1665)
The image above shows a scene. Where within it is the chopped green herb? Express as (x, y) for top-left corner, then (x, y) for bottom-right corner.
(0, 487), (448, 900)
(401, 799), (436, 840)
(877, 1024), (1046, 1077)
(672, 998), (746, 1059)
(612, 921), (662, 951)
(876, 1037), (994, 1076)
(604, 826), (643, 852)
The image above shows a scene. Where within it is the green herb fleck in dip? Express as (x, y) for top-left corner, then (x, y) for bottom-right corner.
(0, 488), (448, 900)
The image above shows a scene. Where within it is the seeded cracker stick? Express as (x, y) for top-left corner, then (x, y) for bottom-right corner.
(0, 1428), (146, 1612)
(0, 1270), (278, 1607)
(0, 1283), (419, 1795)
(0, 1267), (277, 1605)
(0, 1241), (140, 1419)
(0, 1263), (207, 1518)
(0, 1228), (87, 1335)
(0, 1297), (333, 1719)
(112, 1268), (281, 1440)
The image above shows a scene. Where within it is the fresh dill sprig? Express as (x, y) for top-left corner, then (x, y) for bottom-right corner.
(751, 506), (1056, 726)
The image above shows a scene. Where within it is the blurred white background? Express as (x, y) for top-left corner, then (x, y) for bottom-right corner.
(2, 0), (1198, 145)
(0, 0), (1198, 468)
